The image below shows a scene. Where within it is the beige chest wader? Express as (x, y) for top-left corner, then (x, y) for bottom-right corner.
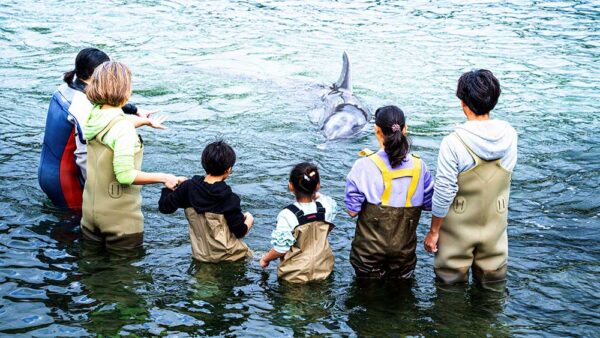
(350, 151), (423, 278)
(278, 202), (335, 283)
(81, 116), (144, 250)
(434, 133), (512, 284)
(184, 208), (251, 263)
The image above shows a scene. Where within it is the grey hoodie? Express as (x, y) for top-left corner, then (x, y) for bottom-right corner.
(432, 119), (518, 218)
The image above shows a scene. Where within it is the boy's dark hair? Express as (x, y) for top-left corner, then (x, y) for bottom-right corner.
(456, 69), (501, 116)
(201, 140), (236, 176)
(64, 48), (110, 85)
(289, 162), (320, 198)
(375, 105), (410, 167)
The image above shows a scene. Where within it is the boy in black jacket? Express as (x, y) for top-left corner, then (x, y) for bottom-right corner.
(159, 140), (254, 261)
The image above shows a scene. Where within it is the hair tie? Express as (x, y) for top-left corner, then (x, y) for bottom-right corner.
(391, 124), (401, 133)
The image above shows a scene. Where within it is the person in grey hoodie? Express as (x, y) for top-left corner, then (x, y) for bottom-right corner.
(424, 70), (517, 285)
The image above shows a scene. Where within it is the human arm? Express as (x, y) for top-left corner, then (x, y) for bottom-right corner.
(223, 194), (249, 238)
(344, 161), (366, 217)
(431, 136), (460, 218)
(260, 249), (286, 268)
(126, 114), (167, 130)
(158, 180), (191, 214)
(424, 215), (444, 253)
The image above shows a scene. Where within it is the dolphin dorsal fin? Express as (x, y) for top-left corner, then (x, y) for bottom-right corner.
(334, 52), (352, 93)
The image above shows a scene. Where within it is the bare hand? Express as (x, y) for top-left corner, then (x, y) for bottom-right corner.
(259, 257), (269, 269)
(163, 174), (179, 190)
(177, 176), (188, 185)
(147, 115), (168, 130)
(424, 230), (439, 253)
(244, 212), (254, 223)
(137, 109), (158, 119)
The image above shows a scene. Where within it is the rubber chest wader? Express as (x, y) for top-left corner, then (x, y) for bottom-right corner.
(350, 151), (422, 278)
(184, 208), (250, 263)
(434, 133), (512, 284)
(81, 116), (144, 250)
(278, 202), (335, 283)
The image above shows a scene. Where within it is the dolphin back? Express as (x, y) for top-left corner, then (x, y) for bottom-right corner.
(333, 52), (351, 92)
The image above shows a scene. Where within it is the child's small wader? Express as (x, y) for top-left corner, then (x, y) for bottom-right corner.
(350, 151), (422, 279)
(278, 202), (335, 283)
(184, 208), (251, 263)
(81, 116), (144, 252)
(434, 133), (512, 284)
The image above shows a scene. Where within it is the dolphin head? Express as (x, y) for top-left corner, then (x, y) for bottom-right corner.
(321, 103), (368, 140)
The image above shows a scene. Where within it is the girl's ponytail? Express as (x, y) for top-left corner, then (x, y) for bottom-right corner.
(290, 162), (320, 198)
(63, 69), (76, 85)
(374, 105), (410, 167)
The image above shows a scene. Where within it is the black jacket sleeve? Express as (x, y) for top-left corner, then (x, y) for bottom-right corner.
(158, 180), (190, 214)
(223, 194), (248, 238)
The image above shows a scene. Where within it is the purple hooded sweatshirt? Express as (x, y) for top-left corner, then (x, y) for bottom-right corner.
(345, 150), (434, 213)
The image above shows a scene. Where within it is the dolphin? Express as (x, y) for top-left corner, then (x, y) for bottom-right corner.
(309, 52), (369, 140)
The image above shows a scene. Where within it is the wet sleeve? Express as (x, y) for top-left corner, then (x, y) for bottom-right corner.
(317, 194), (338, 223)
(158, 180), (191, 214)
(271, 210), (296, 254)
(421, 160), (434, 211)
(432, 137), (460, 218)
(122, 103), (138, 115)
(105, 120), (138, 185)
(224, 194), (248, 238)
(344, 161), (366, 213)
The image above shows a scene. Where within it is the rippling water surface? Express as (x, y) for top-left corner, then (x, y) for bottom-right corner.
(0, 0), (598, 336)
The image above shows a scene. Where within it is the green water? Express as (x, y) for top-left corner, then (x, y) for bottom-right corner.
(0, 0), (598, 336)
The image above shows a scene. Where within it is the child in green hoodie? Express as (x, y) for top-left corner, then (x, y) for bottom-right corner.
(81, 61), (185, 253)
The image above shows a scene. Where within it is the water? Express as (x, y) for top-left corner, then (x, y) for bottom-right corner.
(0, 0), (599, 336)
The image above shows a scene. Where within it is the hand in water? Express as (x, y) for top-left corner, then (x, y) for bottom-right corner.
(424, 230), (439, 253)
(259, 257), (269, 269)
(136, 109), (158, 119)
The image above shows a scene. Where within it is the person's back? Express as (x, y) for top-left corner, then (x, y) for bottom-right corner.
(345, 106), (434, 279)
(159, 141), (254, 262)
(424, 69), (518, 285)
(260, 163), (337, 283)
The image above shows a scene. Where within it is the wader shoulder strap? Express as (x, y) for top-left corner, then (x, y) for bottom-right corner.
(452, 132), (483, 165)
(96, 115), (127, 143)
(369, 153), (421, 207)
(285, 201), (326, 227)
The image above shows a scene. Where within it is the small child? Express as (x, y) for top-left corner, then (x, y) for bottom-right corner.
(345, 105), (434, 279)
(260, 163), (337, 283)
(159, 140), (254, 262)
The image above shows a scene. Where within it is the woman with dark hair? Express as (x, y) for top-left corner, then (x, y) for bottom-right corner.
(345, 105), (434, 279)
(38, 48), (162, 211)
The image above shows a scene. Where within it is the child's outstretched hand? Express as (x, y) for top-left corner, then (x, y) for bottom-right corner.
(146, 115), (168, 130)
(136, 109), (158, 119)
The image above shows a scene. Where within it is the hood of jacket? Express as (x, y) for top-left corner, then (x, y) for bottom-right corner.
(455, 119), (517, 161)
(84, 106), (124, 141)
(188, 176), (236, 213)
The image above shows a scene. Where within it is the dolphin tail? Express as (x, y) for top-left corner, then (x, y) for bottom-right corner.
(333, 51), (351, 93)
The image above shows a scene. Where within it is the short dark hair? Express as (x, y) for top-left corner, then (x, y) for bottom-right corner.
(289, 162), (320, 198)
(201, 140), (236, 176)
(456, 69), (501, 116)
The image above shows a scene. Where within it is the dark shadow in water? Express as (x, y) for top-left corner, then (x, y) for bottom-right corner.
(186, 259), (251, 336)
(345, 278), (421, 336)
(77, 245), (152, 336)
(264, 276), (337, 336)
(424, 281), (510, 337)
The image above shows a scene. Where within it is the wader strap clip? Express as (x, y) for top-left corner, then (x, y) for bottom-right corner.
(285, 201), (326, 226)
(369, 153), (421, 207)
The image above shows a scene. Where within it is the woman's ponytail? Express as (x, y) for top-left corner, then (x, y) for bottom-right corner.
(374, 105), (410, 168)
(63, 69), (76, 85)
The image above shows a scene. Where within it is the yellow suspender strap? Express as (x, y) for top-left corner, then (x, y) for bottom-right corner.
(405, 156), (421, 207)
(369, 154), (419, 207)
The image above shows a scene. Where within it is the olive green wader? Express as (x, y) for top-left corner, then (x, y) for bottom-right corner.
(350, 150), (423, 278)
(184, 208), (251, 263)
(278, 202), (335, 283)
(81, 116), (144, 251)
(434, 133), (512, 284)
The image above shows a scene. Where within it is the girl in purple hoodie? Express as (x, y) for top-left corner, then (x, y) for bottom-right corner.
(345, 105), (434, 279)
